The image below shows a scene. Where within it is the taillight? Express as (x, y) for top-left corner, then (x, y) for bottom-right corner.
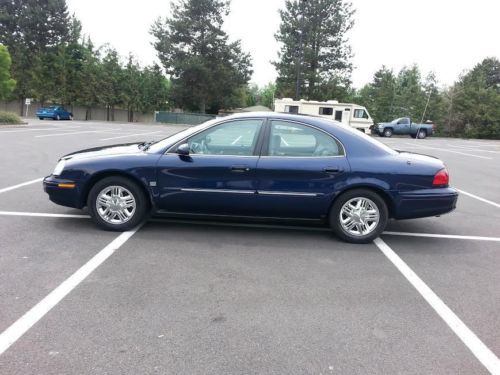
(433, 168), (449, 187)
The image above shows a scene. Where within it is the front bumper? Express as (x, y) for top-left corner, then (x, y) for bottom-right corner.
(43, 176), (83, 209)
(394, 187), (458, 220)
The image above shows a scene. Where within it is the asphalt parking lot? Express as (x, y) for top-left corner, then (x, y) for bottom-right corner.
(0, 119), (499, 374)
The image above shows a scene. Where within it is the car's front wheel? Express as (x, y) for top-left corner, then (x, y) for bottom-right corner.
(383, 128), (393, 137)
(87, 176), (149, 231)
(55, 115), (61, 120)
(329, 189), (388, 244)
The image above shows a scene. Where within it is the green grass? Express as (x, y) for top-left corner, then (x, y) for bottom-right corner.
(0, 111), (22, 125)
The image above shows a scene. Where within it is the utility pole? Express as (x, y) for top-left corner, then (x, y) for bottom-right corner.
(295, 0), (306, 100)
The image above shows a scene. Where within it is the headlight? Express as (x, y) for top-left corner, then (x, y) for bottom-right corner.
(53, 160), (66, 176)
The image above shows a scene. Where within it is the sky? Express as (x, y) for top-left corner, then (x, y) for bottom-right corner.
(66, 0), (500, 89)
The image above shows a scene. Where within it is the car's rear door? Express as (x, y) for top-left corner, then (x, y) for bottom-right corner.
(155, 118), (265, 215)
(254, 119), (350, 219)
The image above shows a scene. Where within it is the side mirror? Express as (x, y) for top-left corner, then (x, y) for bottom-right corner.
(177, 143), (190, 155)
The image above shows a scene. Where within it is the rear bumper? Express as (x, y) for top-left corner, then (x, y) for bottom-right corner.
(394, 187), (458, 219)
(43, 176), (83, 209)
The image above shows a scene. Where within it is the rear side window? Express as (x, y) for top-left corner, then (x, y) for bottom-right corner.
(268, 121), (343, 157)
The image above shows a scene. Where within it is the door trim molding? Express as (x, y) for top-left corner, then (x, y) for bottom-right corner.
(180, 188), (255, 194)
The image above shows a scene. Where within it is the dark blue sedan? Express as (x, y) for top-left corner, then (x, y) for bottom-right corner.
(43, 113), (458, 243)
(36, 105), (73, 120)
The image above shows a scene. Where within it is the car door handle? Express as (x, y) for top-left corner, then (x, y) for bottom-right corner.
(323, 167), (343, 174)
(231, 165), (251, 173)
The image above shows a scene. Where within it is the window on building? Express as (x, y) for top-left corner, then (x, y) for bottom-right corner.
(354, 109), (369, 119)
(335, 111), (343, 121)
(284, 105), (299, 114)
(319, 107), (333, 116)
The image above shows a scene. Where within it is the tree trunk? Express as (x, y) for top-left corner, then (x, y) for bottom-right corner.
(199, 99), (206, 114)
(19, 98), (24, 116)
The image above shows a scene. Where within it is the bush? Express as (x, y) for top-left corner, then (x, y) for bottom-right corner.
(0, 111), (22, 124)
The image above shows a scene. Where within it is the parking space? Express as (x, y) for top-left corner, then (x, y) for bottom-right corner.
(0, 121), (499, 374)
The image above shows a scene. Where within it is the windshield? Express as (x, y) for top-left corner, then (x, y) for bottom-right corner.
(146, 118), (220, 153)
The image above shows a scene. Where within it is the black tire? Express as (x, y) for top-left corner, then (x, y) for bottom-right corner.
(417, 129), (427, 139)
(383, 128), (393, 137)
(55, 114), (60, 120)
(410, 134), (417, 139)
(329, 189), (389, 244)
(87, 176), (149, 231)
(39, 117), (43, 120)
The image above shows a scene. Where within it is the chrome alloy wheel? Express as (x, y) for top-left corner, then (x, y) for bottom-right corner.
(339, 197), (380, 237)
(96, 186), (136, 224)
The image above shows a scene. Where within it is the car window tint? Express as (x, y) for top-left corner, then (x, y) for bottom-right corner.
(187, 119), (263, 156)
(269, 121), (342, 157)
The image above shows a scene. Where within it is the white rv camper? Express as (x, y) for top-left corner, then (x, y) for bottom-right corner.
(274, 98), (374, 133)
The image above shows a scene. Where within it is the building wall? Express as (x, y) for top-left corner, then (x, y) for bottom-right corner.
(0, 100), (155, 123)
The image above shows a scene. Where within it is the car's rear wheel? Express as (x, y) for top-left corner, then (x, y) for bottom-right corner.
(39, 117), (43, 120)
(55, 115), (61, 120)
(87, 176), (149, 231)
(417, 129), (427, 139)
(383, 128), (393, 137)
(329, 189), (388, 244)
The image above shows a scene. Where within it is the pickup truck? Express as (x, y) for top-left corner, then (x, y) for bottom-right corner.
(372, 117), (434, 138)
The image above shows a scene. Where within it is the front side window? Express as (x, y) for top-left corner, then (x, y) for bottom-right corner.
(268, 121), (343, 157)
(186, 119), (263, 156)
(319, 107), (333, 116)
(353, 109), (368, 119)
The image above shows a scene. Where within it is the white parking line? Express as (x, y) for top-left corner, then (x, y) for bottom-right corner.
(0, 178), (43, 194)
(448, 145), (500, 154)
(1, 211), (500, 244)
(383, 231), (500, 242)
(99, 131), (162, 141)
(403, 143), (492, 159)
(0, 211), (89, 219)
(35, 130), (117, 138)
(374, 238), (500, 374)
(457, 189), (500, 209)
(0, 225), (142, 355)
(0, 127), (81, 134)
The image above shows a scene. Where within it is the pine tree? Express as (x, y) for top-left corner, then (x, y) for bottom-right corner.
(274, 0), (354, 100)
(151, 0), (252, 113)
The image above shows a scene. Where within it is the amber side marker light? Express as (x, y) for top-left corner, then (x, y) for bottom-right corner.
(57, 183), (76, 189)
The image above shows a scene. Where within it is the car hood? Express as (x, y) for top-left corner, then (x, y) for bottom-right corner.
(61, 143), (145, 161)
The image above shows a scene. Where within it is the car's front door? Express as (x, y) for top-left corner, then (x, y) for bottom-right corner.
(155, 118), (265, 215)
(395, 118), (410, 134)
(255, 120), (350, 219)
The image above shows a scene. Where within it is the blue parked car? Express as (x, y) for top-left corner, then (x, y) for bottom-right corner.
(36, 105), (73, 120)
(43, 112), (458, 243)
